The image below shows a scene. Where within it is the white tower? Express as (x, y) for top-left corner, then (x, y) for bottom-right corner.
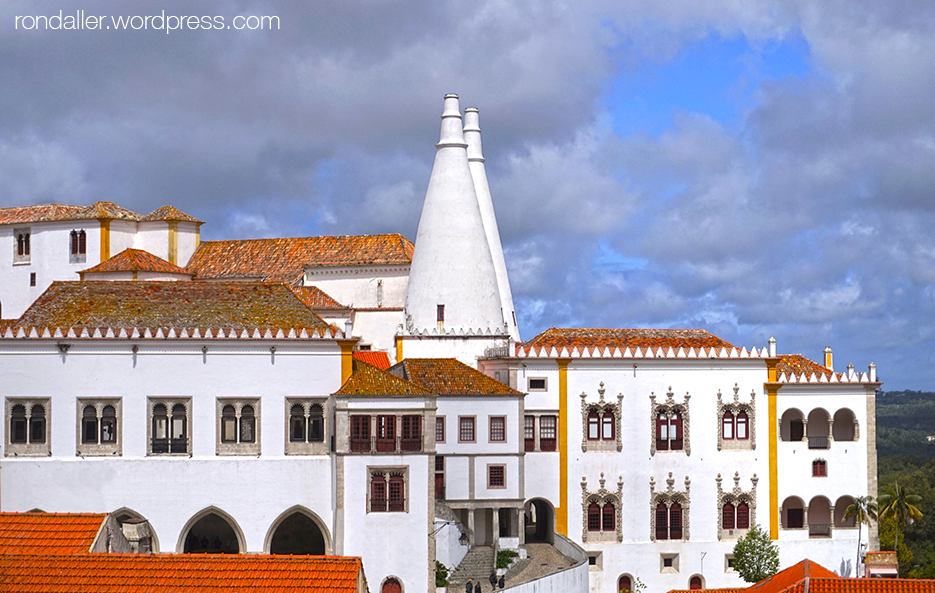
(463, 107), (520, 341)
(404, 95), (506, 339)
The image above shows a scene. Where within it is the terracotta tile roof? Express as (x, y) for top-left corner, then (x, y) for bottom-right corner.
(353, 351), (392, 370)
(185, 234), (414, 284)
(335, 358), (431, 396)
(289, 286), (349, 310)
(0, 512), (106, 555)
(519, 328), (736, 355)
(0, 554), (365, 593)
(79, 249), (192, 276)
(864, 551), (898, 566)
(11, 281), (335, 335)
(140, 205), (203, 223)
(777, 354), (841, 381)
(800, 579), (935, 593)
(745, 560), (840, 593)
(668, 589), (745, 593)
(0, 201), (145, 224)
(0, 320), (15, 334)
(389, 358), (522, 395)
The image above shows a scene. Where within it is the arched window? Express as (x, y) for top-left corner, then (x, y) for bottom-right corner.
(388, 474), (405, 512)
(690, 576), (703, 590)
(152, 404), (168, 452)
(70, 230), (86, 257)
(602, 503), (615, 531)
(371, 473), (387, 512)
(239, 405), (255, 443)
(16, 232), (30, 257)
(722, 503), (735, 529)
(308, 404), (324, 442)
(655, 503), (669, 540)
(588, 503), (601, 531)
(381, 578), (402, 593)
(30, 404), (46, 444)
(722, 412), (734, 440)
(737, 503), (749, 529)
(736, 412), (749, 440)
(618, 575), (633, 593)
(82, 405), (98, 444)
(602, 408), (615, 440)
(588, 410), (600, 440)
(101, 405), (117, 443)
(657, 411), (683, 451)
(670, 503), (683, 539)
(221, 405), (237, 442)
(10, 404), (27, 443)
(170, 403), (187, 453)
(290, 404), (306, 442)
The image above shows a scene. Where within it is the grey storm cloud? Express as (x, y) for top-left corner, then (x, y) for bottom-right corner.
(3, 0), (935, 387)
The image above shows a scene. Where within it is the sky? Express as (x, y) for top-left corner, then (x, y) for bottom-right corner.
(2, 1), (934, 390)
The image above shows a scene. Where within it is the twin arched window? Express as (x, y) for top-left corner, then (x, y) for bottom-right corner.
(152, 403), (188, 453)
(656, 503), (683, 540)
(656, 412), (683, 451)
(290, 404), (324, 443)
(221, 405), (255, 443)
(587, 502), (616, 532)
(722, 502), (750, 530)
(70, 230), (86, 256)
(10, 403), (45, 444)
(722, 411), (749, 440)
(16, 232), (30, 257)
(82, 405), (117, 444)
(587, 407), (615, 441)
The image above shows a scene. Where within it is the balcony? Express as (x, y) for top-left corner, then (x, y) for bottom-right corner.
(809, 523), (831, 538)
(808, 436), (829, 449)
(349, 436), (423, 454)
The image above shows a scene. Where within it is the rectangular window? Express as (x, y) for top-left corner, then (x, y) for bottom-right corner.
(370, 468), (407, 513)
(488, 465), (505, 488)
(524, 416), (535, 452)
(601, 413), (614, 440)
(435, 456), (445, 501)
(435, 416), (445, 443)
(376, 415), (396, 452)
(539, 415), (557, 451)
(401, 415), (422, 451)
(216, 399), (260, 455)
(29, 273), (36, 287)
(371, 474), (387, 512)
(351, 415), (371, 452)
(527, 378), (547, 391)
(459, 416), (475, 442)
(787, 508), (804, 529)
(812, 459), (827, 477)
(489, 416), (506, 442)
(437, 304), (445, 321)
(587, 412), (600, 440)
(736, 413), (749, 440)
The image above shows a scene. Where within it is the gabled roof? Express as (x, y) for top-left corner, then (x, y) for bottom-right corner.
(139, 205), (203, 223)
(289, 286), (349, 310)
(519, 328), (736, 354)
(185, 235), (414, 284)
(745, 560), (839, 593)
(0, 202), (143, 225)
(389, 358), (521, 395)
(79, 249), (192, 276)
(0, 512), (106, 555)
(776, 355), (840, 381)
(0, 554), (365, 593)
(352, 351), (392, 370)
(11, 281), (335, 336)
(335, 358), (431, 396)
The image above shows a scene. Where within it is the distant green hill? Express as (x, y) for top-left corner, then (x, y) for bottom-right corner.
(876, 390), (935, 460)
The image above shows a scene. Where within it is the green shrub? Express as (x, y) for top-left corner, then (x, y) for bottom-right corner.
(435, 561), (449, 587)
(496, 549), (519, 569)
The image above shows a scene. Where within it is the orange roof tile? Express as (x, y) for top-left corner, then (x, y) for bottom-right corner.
(801, 578), (935, 593)
(0, 512), (106, 555)
(0, 320), (15, 334)
(745, 560), (840, 593)
(0, 554), (364, 593)
(353, 351), (392, 370)
(389, 358), (521, 395)
(289, 286), (349, 310)
(12, 281), (334, 335)
(668, 589), (745, 593)
(777, 354), (842, 381)
(185, 235), (414, 284)
(519, 327), (736, 355)
(140, 205), (203, 223)
(335, 358), (431, 396)
(79, 249), (192, 276)
(0, 202), (143, 225)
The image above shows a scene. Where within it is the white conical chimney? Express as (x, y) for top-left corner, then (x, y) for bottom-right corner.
(463, 107), (520, 341)
(404, 95), (505, 335)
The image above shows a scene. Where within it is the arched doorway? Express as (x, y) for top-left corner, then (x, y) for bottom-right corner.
(112, 507), (159, 553)
(690, 575), (704, 589)
(524, 498), (555, 544)
(618, 574), (634, 593)
(381, 577), (402, 593)
(268, 511), (327, 555)
(180, 508), (244, 554)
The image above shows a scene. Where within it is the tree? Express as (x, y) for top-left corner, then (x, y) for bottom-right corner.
(879, 481), (923, 566)
(843, 495), (878, 577)
(732, 523), (780, 583)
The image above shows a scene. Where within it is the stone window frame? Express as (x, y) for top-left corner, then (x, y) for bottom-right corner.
(368, 466), (409, 513)
(13, 227), (30, 264)
(580, 473), (623, 543)
(146, 397), (192, 456)
(717, 384), (756, 451)
(716, 472), (758, 541)
(812, 458), (827, 477)
(580, 382), (623, 452)
(489, 416), (506, 443)
(650, 389), (691, 456)
(527, 377), (548, 391)
(660, 553), (680, 574)
(650, 472), (691, 542)
(5, 397), (51, 457)
(458, 416), (476, 443)
(435, 415), (445, 443)
(284, 398), (329, 455)
(76, 398), (122, 457)
(216, 398), (261, 456)
(725, 554), (736, 573)
(487, 464), (506, 489)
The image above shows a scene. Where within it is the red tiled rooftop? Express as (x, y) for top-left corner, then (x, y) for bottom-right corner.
(185, 235), (414, 284)
(0, 512), (106, 555)
(12, 281), (335, 334)
(335, 358), (431, 396)
(519, 327), (736, 354)
(139, 205), (203, 223)
(289, 286), (348, 310)
(389, 358), (521, 395)
(745, 560), (839, 593)
(776, 354), (841, 381)
(0, 553), (365, 593)
(79, 248), (192, 276)
(0, 202), (143, 225)
(353, 351), (392, 370)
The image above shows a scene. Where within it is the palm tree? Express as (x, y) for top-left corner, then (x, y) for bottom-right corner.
(843, 495), (878, 576)
(878, 482), (923, 568)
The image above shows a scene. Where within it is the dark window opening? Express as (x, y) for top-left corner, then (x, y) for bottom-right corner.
(290, 404), (306, 442)
(437, 304), (445, 321)
(489, 465), (505, 488)
(351, 415), (371, 452)
(539, 415), (557, 451)
(30, 273), (36, 287)
(10, 405), (27, 443)
(524, 416), (535, 451)
(82, 405), (98, 444)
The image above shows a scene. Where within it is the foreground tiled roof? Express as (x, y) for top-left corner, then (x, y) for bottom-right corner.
(353, 351), (392, 370)
(390, 358), (521, 395)
(79, 249), (192, 276)
(776, 354), (875, 384)
(139, 205), (203, 223)
(512, 328), (763, 359)
(0, 554), (364, 593)
(0, 513), (105, 555)
(745, 560), (839, 593)
(6, 281), (338, 338)
(0, 202), (143, 225)
(335, 358), (431, 396)
(289, 286), (349, 310)
(185, 235), (414, 284)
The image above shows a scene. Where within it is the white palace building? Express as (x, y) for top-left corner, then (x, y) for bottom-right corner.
(0, 95), (880, 593)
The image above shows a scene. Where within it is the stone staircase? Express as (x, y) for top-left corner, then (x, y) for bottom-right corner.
(447, 546), (496, 593)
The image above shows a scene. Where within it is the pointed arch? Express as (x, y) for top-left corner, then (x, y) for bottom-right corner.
(263, 505), (333, 555)
(176, 506), (246, 554)
(111, 507), (160, 552)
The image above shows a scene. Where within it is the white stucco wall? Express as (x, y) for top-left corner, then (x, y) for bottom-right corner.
(306, 265), (409, 309)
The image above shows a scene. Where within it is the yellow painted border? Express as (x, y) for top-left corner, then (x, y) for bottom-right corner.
(99, 219), (111, 261)
(395, 335), (403, 364)
(766, 358), (780, 539)
(557, 358), (571, 536)
(339, 341), (355, 383)
(168, 221), (178, 264)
